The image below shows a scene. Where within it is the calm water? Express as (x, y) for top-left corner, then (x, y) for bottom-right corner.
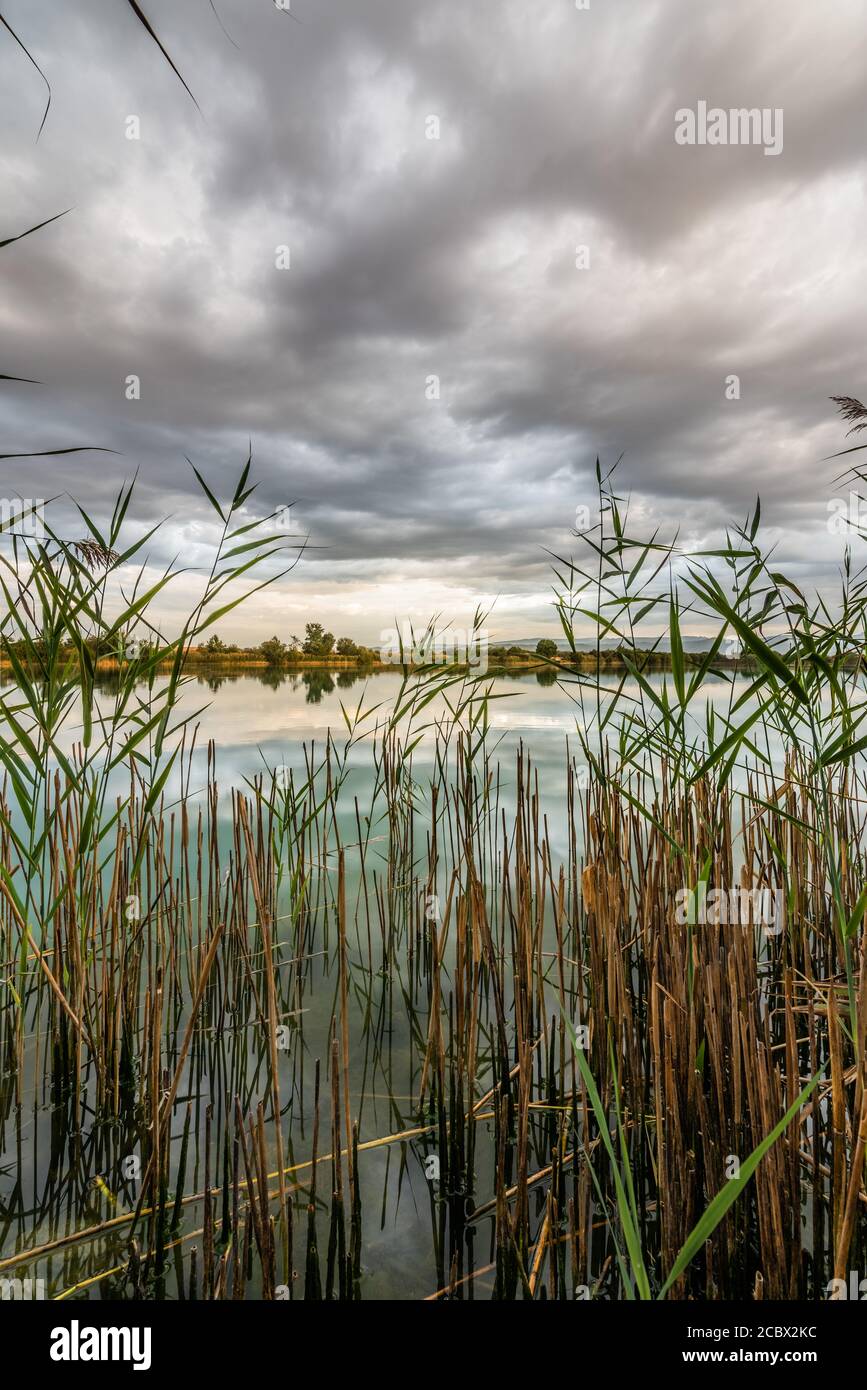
(111, 664), (769, 856)
(1, 662), (767, 801)
(2, 665), (780, 1300)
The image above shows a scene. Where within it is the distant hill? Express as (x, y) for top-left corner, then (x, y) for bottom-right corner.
(505, 635), (718, 652)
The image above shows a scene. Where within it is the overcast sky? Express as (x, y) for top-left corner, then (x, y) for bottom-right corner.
(2, 0), (867, 644)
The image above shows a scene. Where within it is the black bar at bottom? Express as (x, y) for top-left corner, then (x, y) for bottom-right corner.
(0, 1295), (861, 1376)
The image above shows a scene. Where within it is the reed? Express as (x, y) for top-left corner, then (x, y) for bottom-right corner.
(1, 433), (866, 1300)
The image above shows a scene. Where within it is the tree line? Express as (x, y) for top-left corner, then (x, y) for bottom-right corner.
(201, 623), (381, 667)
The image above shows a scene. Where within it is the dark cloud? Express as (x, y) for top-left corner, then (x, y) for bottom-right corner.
(1, 0), (866, 638)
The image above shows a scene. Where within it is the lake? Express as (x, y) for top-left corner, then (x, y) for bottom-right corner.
(0, 665), (800, 1302)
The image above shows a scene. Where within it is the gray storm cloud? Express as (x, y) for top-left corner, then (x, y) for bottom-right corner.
(1, 0), (866, 639)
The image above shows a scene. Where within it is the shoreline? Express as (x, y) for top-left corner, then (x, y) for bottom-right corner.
(0, 649), (764, 677)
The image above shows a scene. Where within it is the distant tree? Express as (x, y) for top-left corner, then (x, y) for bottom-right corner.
(204, 633), (226, 655)
(301, 622), (334, 657)
(335, 636), (358, 656)
(507, 645), (528, 658)
(259, 635), (289, 667)
(535, 639), (558, 659)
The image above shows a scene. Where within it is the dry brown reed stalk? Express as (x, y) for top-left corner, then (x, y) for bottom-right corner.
(3, 722), (866, 1300)
(238, 798), (288, 1279)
